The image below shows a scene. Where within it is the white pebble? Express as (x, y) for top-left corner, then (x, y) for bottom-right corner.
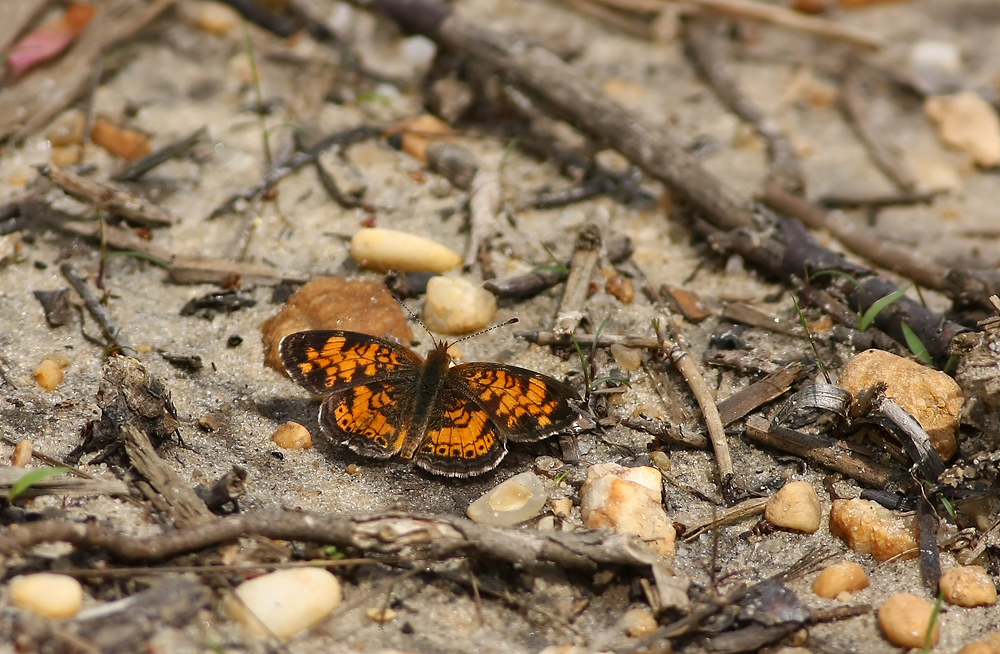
(925, 92), (1000, 168)
(225, 568), (341, 640)
(350, 228), (461, 273)
(580, 463), (675, 557)
(9, 573), (84, 619)
(765, 480), (822, 533)
(467, 472), (547, 527)
(423, 276), (498, 334)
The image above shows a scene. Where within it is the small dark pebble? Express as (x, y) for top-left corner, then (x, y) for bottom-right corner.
(34, 261), (47, 270)
(271, 281), (298, 304)
(181, 290), (256, 319)
(271, 451), (284, 460)
(227, 335), (243, 347)
(709, 324), (749, 350)
(401, 622), (414, 634)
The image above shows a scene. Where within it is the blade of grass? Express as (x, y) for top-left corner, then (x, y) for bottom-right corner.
(791, 295), (831, 383)
(924, 591), (944, 653)
(243, 23), (272, 167)
(9, 466), (70, 501)
(901, 321), (932, 366)
(859, 285), (910, 332)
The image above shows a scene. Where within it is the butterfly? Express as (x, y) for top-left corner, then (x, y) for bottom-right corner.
(279, 330), (580, 477)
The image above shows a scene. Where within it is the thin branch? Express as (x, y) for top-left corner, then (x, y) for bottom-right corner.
(554, 224), (601, 333)
(60, 263), (135, 354)
(112, 126), (208, 182)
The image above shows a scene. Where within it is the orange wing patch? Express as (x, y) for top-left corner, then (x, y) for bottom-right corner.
(464, 368), (563, 429)
(418, 406), (496, 460)
(305, 338), (410, 388)
(321, 383), (410, 457)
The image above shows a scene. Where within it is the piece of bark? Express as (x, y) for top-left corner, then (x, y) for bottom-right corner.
(716, 362), (803, 426)
(38, 164), (174, 227)
(555, 224), (602, 333)
(33, 288), (72, 327)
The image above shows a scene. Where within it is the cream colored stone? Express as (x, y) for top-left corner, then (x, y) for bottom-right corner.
(351, 228), (462, 274)
(940, 566), (997, 607)
(925, 92), (1000, 167)
(9, 573), (84, 619)
(271, 422), (313, 449)
(837, 349), (962, 459)
(195, 1), (240, 33)
(423, 276), (497, 335)
(225, 568), (341, 640)
(878, 593), (940, 648)
(610, 344), (642, 371)
(622, 607), (658, 638)
(959, 632), (1000, 654)
(812, 561), (869, 598)
(467, 472), (547, 527)
(765, 481), (822, 533)
(34, 359), (63, 391)
(580, 463), (675, 557)
(550, 498), (573, 519)
(829, 499), (919, 562)
(11, 439), (32, 467)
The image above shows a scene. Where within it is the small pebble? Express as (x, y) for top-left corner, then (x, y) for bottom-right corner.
(649, 450), (671, 473)
(959, 632), (1000, 654)
(271, 422), (313, 450)
(537, 515), (556, 531)
(605, 274), (634, 304)
(50, 146), (82, 166)
(34, 358), (64, 391)
(260, 277), (412, 375)
(765, 481), (822, 533)
(829, 498), (919, 562)
(940, 566), (997, 607)
(9, 573), (84, 619)
(351, 227), (461, 274)
(46, 111), (85, 147)
(384, 114), (452, 163)
(199, 414), (222, 431)
(11, 439), (32, 467)
(877, 593), (940, 649)
(837, 349), (962, 460)
(423, 276), (498, 335)
(580, 463), (675, 557)
(195, 0), (240, 33)
(925, 92), (1000, 168)
(610, 344), (642, 372)
(812, 561), (869, 599)
(622, 607), (658, 638)
(366, 607), (396, 624)
(226, 569), (341, 640)
(467, 472), (547, 527)
(345, 464), (362, 475)
(551, 498), (573, 519)
(90, 118), (151, 160)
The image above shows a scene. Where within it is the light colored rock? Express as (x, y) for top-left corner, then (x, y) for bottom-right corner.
(467, 472), (547, 527)
(11, 438), (32, 467)
(649, 450), (671, 473)
(0, 233), (20, 267)
(610, 344), (642, 372)
(351, 227), (461, 274)
(829, 498), (919, 562)
(9, 573), (84, 619)
(195, 1), (240, 33)
(940, 566), (997, 607)
(837, 349), (962, 460)
(621, 607), (658, 637)
(225, 568), (341, 640)
(423, 276), (498, 335)
(34, 358), (64, 391)
(925, 92), (1000, 167)
(271, 422), (313, 449)
(812, 561), (869, 598)
(878, 593), (940, 648)
(765, 481), (822, 533)
(959, 632), (1000, 654)
(550, 498), (573, 519)
(580, 463), (675, 557)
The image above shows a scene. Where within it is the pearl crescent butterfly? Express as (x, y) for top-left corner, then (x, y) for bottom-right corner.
(279, 330), (581, 477)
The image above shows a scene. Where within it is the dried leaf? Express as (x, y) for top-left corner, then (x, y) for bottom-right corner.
(5, 3), (96, 78)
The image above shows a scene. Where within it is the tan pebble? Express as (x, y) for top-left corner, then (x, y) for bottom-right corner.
(271, 422), (312, 449)
(765, 481), (821, 533)
(837, 349), (962, 459)
(351, 228), (462, 274)
(940, 566), (997, 607)
(366, 607), (396, 623)
(812, 561), (869, 598)
(46, 111), (85, 146)
(11, 439), (33, 467)
(50, 146), (82, 167)
(610, 344), (642, 372)
(0, 233), (18, 268)
(538, 647), (588, 654)
(925, 92), (1000, 167)
(423, 276), (497, 335)
(136, 343), (154, 353)
(959, 632), (1000, 654)
(10, 573), (84, 618)
(260, 277), (412, 375)
(551, 498), (573, 519)
(199, 414), (222, 431)
(229, 53), (257, 86)
(43, 353), (70, 368)
(384, 114), (452, 163)
(878, 593), (939, 648)
(581, 463), (675, 557)
(345, 463), (362, 475)
(34, 359), (64, 391)
(537, 515), (556, 531)
(196, 1), (240, 33)
(605, 274), (634, 304)
(90, 118), (151, 160)
(830, 498), (919, 562)
(226, 568), (341, 640)
(468, 472), (547, 527)
(649, 450), (671, 473)
(622, 607), (658, 638)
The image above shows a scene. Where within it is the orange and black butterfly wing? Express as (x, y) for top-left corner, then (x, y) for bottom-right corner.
(448, 363), (580, 442)
(318, 380), (416, 459)
(412, 387), (507, 477)
(279, 330), (422, 396)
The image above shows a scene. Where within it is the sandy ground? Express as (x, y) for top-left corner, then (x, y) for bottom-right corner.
(1, 0), (999, 651)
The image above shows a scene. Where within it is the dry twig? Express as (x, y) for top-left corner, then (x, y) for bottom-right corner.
(60, 263), (135, 354)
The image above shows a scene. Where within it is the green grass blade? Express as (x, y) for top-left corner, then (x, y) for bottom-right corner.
(901, 321), (932, 366)
(9, 467), (70, 501)
(924, 591), (944, 653)
(859, 286), (910, 332)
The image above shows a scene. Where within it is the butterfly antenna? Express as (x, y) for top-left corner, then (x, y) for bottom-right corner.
(393, 293), (438, 345)
(452, 318), (519, 346)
